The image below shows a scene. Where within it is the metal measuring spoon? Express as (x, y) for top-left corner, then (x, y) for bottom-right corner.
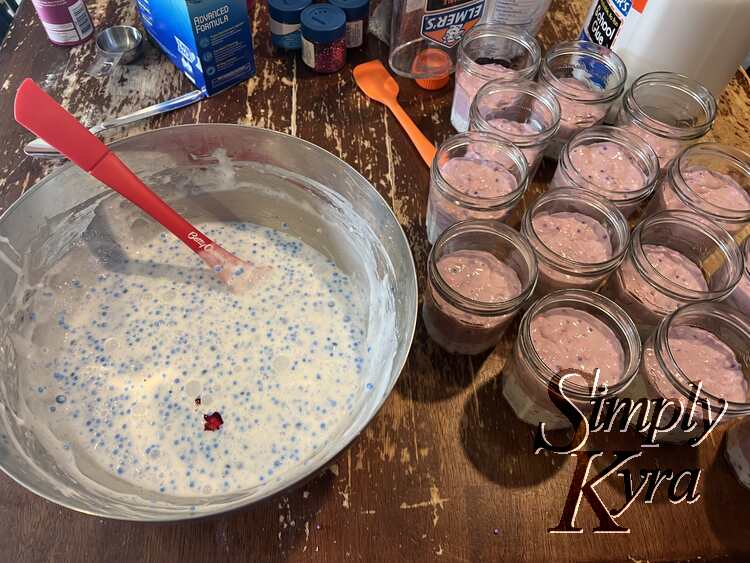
(86, 26), (144, 78)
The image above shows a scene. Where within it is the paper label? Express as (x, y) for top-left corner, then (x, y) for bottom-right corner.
(345, 20), (363, 48)
(420, 0), (485, 48)
(301, 36), (315, 68)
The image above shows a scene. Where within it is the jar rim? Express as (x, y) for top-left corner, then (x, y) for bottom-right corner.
(629, 210), (743, 301)
(517, 288), (642, 400)
(622, 72), (717, 140)
(457, 23), (542, 82)
(428, 220), (539, 315)
(653, 302), (750, 416)
(431, 131), (530, 209)
(539, 40), (627, 104)
(521, 187), (630, 274)
(668, 143), (750, 222)
(558, 125), (660, 205)
(469, 78), (561, 147)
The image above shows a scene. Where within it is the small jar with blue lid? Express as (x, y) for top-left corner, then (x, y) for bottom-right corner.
(329, 0), (369, 49)
(269, 0), (313, 51)
(300, 4), (347, 73)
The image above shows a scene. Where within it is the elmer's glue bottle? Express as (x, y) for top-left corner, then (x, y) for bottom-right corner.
(388, 0), (486, 90)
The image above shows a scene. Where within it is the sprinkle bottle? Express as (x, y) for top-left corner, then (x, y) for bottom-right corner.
(329, 0), (369, 49)
(300, 4), (347, 73)
(269, 0), (313, 51)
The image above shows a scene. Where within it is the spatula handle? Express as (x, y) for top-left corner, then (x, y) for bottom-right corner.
(14, 79), (109, 171)
(14, 79), (216, 256)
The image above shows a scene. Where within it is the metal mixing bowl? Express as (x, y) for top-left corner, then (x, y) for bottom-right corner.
(0, 125), (417, 520)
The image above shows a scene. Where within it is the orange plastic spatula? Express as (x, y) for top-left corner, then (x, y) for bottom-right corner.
(353, 60), (437, 167)
(14, 79), (263, 292)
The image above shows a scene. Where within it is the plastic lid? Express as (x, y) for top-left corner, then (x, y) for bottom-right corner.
(301, 4), (347, 44)
(329, 0), (370, 20)
(411, 48), (450, 90)
(269, 0), (313, 24)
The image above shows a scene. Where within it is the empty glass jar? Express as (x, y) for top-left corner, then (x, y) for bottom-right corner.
(617, 72), (717, 172)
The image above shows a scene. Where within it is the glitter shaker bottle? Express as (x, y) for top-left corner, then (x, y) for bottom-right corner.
(30, 0), (94, 47)
(329, 0), (369, 49)
(301, 4), (347, 73)
(269, 0), (313, 51)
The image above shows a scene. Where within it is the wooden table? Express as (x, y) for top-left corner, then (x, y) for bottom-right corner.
(2, 1), (750, 561)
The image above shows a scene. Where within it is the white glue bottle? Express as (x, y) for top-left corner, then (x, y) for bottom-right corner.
(481, 0), (552, 34)
(580, 0), (750, 99)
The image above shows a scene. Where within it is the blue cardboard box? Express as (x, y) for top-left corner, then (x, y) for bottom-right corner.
(136, 0), (256, 96)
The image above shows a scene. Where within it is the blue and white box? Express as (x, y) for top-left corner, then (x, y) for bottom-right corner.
(136, 0), (256, 96)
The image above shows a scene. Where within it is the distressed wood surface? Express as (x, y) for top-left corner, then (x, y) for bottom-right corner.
(1, 0), (750, 561)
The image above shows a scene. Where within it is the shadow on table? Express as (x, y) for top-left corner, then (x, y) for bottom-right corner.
(702, 431), (750, 557)
(459, 374), (566, 488)
(394, 315), (492, 403)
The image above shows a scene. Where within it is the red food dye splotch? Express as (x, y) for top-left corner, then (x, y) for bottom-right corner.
(203, 411), (223, 431)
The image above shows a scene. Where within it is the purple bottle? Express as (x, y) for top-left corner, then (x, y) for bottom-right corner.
(30, 0), (95, 47)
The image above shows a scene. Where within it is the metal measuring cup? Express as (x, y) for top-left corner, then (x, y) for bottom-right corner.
(86, 26), (144, 77)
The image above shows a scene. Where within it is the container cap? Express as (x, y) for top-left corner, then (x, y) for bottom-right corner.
(269, 0), (313, 24)
(411, 48), (450, 90)
(301, 4), (347, 44)
(329, 0), (370, 20)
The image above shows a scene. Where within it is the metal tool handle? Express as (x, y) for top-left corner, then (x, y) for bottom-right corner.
(86, 51), (125, 78)
(23, 89), (205, 158)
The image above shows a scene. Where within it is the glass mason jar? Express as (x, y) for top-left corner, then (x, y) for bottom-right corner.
(426, 131), (529, 244)
(617, 72), (717, 173)
(469, 78), (560, 178)
(630, 302), (750, 444)
(550, 125), (660, 218)
(503, 289), (641, 430)
(521, 188), (630, 297)
(726, 237), (750, 317)
(601, 210), (743, 336)
(725, 416), (750, 491)
(450, 24), (541, 133)
(538, 40), (627, 156)
(646, 143), (750, 237)
(422, 220), (538, 355)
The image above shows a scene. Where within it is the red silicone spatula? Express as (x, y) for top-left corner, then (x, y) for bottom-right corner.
(14, 79), (262, 291)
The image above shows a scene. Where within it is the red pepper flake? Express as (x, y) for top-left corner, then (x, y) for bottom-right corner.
(203, 411), (223, 431)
